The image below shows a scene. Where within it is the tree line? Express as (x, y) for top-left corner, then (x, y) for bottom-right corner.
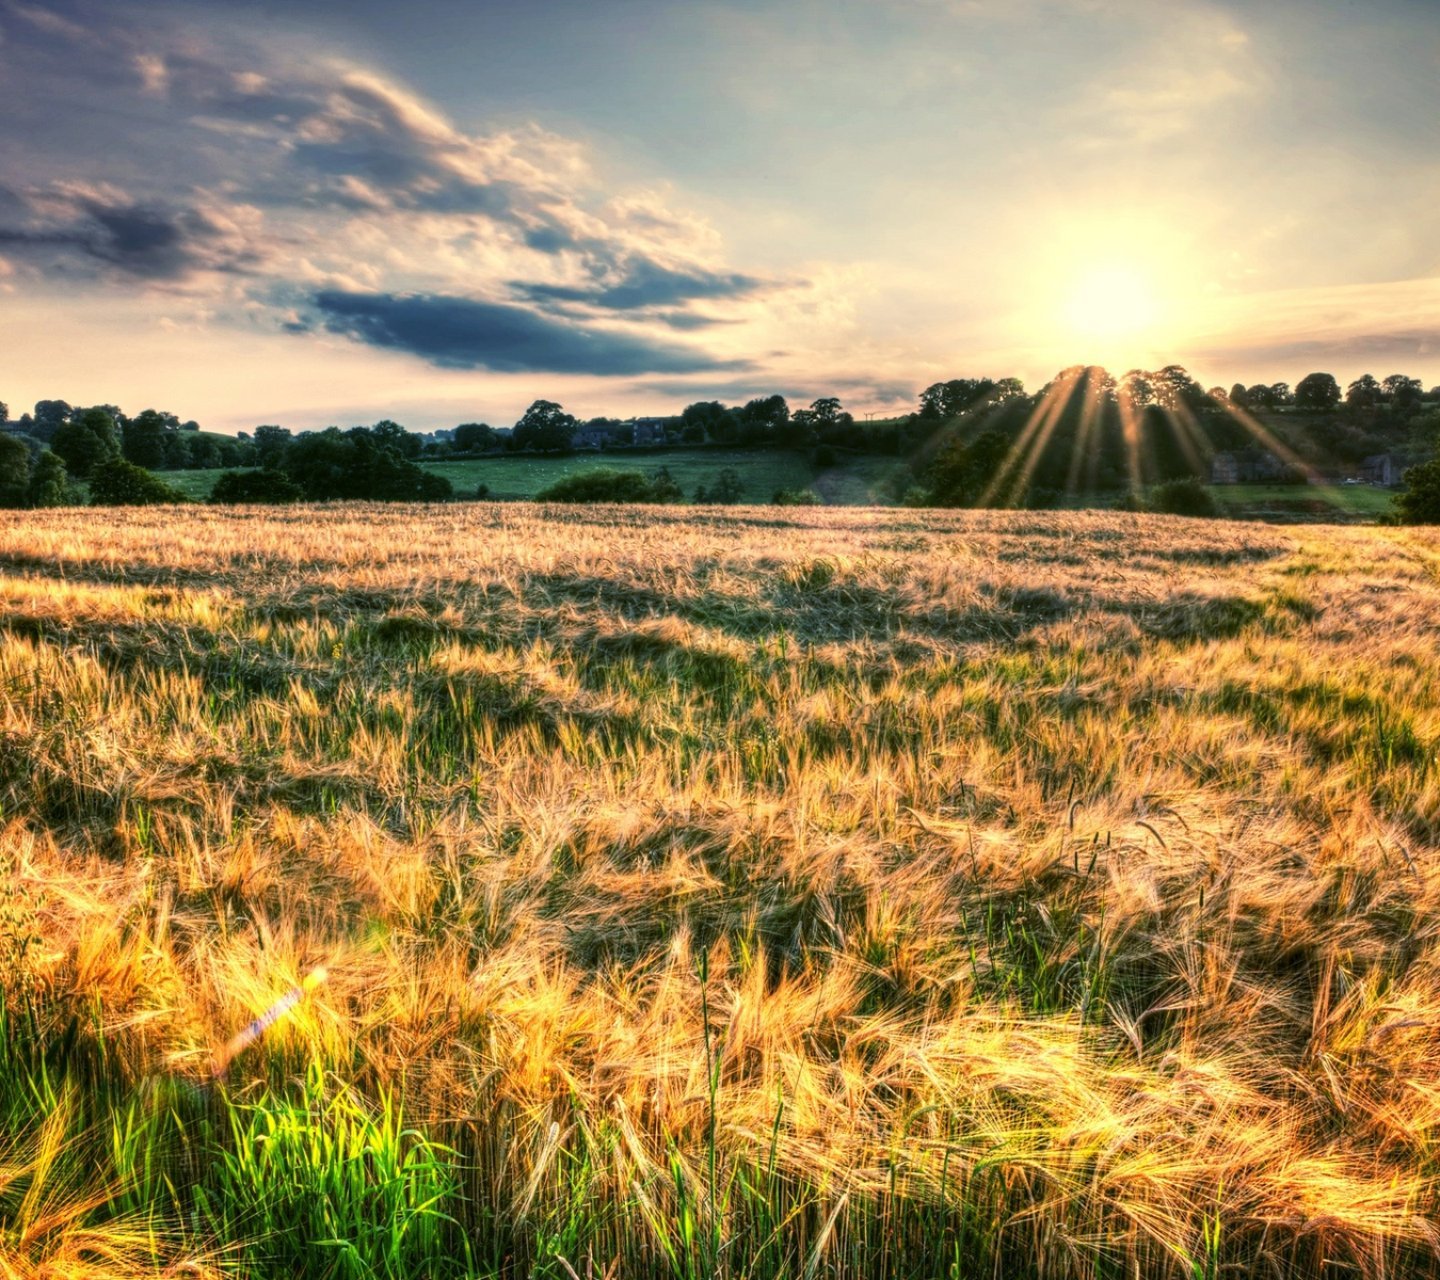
(2, 362), (1437, 511)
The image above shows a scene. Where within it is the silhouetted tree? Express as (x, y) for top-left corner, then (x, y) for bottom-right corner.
(1346, 374), (1381, 409)
(512, 400), (576, 453)
(918, 379), (994, 420)
(1294, 373), (1340, 410)
(453, 423), (497, 452)
(1382, 374), (1423, 409)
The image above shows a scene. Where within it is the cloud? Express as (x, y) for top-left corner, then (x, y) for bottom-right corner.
(0, 182), (266, 280)
(312, 289), (747, 375)
(518, 256), (765, 311)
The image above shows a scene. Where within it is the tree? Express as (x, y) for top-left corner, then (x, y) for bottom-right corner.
(122, 408), (176, 469)
(253, 425), (293, 469)
(1395, 459), (1440, 524)
(27, 451), (72, 507)
(31, 400), (73, 442)
(1268, 382), (1293, 407)
(0, 401), (8, 425)
(1346, 374), (1381, 409)
(1119, 370), (1154, 408)
(453, 423), (497, 453)
(1149, 365), (1207, 412)
(89, 457), (187, 505)
(209, 469), (304, 504)
(512, 400), (576, 453)
(918, 380), (994, 421)
(51, 408), (120, 479)
(679, 401), (733, 444)
(740, 395), (790, 441)
(370, 419), (422, 459)
(283, 426), (454, 501)
(695, 468), (744, 504)
(926, 429), (1013, 506)
(1294, 373), (1340, 410)
(1229, 383), (1249, 408)
(1246, 384), (1276, 410)
(0, 434), (31, 506)
(1382, 374), (1423, 410)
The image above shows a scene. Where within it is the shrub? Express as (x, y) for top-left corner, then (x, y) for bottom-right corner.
(771, 487), (822, 506)
(537, 468), (682, 504)
(210, 468), (304, 504)
(1149, 477), (1220, 518)
(1394, 459), (1440, 524)
(89, 457), (187, 506)
(694, 468), (744, 505)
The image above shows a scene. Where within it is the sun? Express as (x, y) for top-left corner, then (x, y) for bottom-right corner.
(1060, 262), (1162, 354)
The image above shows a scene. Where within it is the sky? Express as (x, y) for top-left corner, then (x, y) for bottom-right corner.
(1, 0), (1437, 433)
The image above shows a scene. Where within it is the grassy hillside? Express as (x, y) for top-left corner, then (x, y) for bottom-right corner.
(2, 505), (1439, 1277)
(162, 448), (834, 503)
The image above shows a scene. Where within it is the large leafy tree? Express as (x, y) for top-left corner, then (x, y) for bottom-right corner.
(51, 408), (120, 478)
(1382, 374), (1423, 409)
(122, 408), (178, 469)
(453, 422), (496, 453)
(512, 400), (576, 453)
(918, 379), (994, 421)
(1346, 374), (1381, 408)
(1294, 372), (1341, 410)
(252, 425), (293, 469)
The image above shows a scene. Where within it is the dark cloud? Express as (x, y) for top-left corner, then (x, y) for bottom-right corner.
(312, 290), (747, 375)
(519, 256), (764, 311)
(523, 225), (578, 254)
(0, 187), (263, 280)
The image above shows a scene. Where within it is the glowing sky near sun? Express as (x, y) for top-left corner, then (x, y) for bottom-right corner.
(0, 0), (1436, 432)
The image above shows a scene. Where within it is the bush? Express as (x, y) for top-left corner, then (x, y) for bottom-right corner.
(1394, 459), (1440, 524)
(537, 468), (683, 504)
(771, 487), (822, 506)
(280, 427), (454, 502)
(694, 468), (744, 505)
(209, 468), (304, 504)
(474, 482), (490, 500)
(88, 457), (187, 506)
(1149, 477), (1220, 518)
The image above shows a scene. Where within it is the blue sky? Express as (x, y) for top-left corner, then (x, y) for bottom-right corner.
(1, 0), (1437, 431)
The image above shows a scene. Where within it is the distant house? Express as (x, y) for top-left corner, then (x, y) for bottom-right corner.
(1210, 452), (1240, 484)
(572, 426), (610, 450)
(1210, 448), (1294, 484)
(1358, 454), (1401, 486)
(629, 417), (670, 446)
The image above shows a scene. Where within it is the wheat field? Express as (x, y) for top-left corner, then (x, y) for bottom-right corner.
(2, 503), (1439, 1279)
